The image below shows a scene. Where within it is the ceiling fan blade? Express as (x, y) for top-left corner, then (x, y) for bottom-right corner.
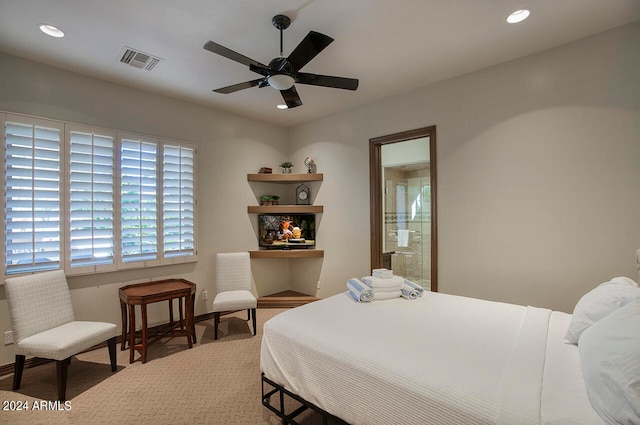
(249, 63), (270, 77)
(214, 79), (264, 94)
(204, 41), (266, 68)
(287, 31), (334, 72)
(280, 86), (303, 108)
(296, 72), (359, 91)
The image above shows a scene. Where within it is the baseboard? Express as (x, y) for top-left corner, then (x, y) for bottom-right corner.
(0, 311), (219, 378)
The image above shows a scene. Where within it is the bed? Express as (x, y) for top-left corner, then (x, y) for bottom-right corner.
(260, 260), (640, 424)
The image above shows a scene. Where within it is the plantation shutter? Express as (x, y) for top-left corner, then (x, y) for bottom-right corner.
(68, 129), (115, 270)
(120, 137), (158, 262)
(4, 119), (62, 274)
(163, 144), (195, 257)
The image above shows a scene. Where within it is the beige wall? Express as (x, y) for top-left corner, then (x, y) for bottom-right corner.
(0, 53), (290, 366)
(289, 21), (640, 310)
(0, 21), (639, 366)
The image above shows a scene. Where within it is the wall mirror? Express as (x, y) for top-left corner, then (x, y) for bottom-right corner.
(369, 126), (437, 292)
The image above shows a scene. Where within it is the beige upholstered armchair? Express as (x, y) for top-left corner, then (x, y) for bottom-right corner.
(212, 252), (257, 340)
(4, 270), (117, 401)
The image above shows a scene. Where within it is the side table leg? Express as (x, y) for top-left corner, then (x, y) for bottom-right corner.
(141, 304), (148, 363)
(185, 295), (193, 348)
(128, 304), (136, 364)
(191, 293), (197, 344)
(120, 301), (127, 351)
(178, 297), (184, 331)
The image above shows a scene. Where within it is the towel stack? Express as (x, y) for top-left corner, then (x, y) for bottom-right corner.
(361, 273), (404, 300)
(346, 269), (426, 302)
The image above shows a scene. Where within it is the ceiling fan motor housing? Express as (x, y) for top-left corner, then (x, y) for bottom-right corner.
(269, 57), (293, 75)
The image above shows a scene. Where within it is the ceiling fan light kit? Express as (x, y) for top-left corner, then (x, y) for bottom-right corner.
(204, 14), (359, 108)
(268, 74), (295, 90)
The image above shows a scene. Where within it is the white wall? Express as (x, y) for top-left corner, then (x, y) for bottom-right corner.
(289, 21), (640, 311)
(0, 21), (638, 366)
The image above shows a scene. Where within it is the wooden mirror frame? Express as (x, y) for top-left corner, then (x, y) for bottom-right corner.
(369, 126), (438, 292)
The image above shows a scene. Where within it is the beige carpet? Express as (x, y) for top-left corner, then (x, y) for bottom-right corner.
(0, 309), (334, 425)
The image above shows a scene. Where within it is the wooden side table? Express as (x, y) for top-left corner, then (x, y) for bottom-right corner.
(119, 279), (196, 364)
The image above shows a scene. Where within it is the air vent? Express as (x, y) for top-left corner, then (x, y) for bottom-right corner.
(119, 47), (161, 71)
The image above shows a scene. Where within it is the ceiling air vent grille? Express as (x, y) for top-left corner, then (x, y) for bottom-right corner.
(119, 47), (161, 71)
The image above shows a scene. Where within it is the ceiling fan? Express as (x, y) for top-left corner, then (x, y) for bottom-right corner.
(203, 14), (359, 108)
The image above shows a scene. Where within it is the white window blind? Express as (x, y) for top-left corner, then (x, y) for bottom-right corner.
(68, 129), (115, 270)
(163, 144), (195, 257)
(120, 137), (158, 263)
(4, 120), (62, 274)
(2, 112), (197, 276)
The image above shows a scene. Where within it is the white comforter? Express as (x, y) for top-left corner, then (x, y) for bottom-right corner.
(261, 291), (604, 425)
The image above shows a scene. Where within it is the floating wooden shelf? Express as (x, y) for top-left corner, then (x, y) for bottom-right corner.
(248, 173), (323, 183)
(250, 249), (324, 258)
(248, 205), (323, 214)
(258, 290), (321, 308)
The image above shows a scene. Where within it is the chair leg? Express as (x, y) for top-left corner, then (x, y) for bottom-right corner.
(247, 309), (251, 321)
(251, 308), (257, 336)
(214, 312), (220, 340)
(13, 355), (25, 390)
(107, 337), (117, 372)
(56, 358), (70, 401)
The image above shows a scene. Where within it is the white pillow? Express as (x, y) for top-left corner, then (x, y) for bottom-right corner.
(565, 276), (639, 344)
(579, 299), (640, 424)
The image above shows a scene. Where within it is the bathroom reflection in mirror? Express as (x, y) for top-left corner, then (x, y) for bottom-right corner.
(369, 126), (437, 292)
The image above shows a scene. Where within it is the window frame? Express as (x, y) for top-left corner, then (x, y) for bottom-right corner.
(117, 132), (162, 270)
(2, 114), (65, 276)
(65, 123), (117, 275)
(161, 143), (197, 261)
(1, 111), (198, 277)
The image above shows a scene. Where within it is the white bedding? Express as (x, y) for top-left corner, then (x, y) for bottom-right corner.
(261, 291), (604, 425)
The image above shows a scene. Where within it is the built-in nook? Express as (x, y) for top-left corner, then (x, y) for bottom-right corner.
(247, 173), (324, 307)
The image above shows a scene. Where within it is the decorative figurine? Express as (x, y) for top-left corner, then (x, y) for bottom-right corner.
(304, 157), (315, 174)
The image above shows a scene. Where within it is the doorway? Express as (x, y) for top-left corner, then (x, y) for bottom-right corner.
(370, 127), (437, 291)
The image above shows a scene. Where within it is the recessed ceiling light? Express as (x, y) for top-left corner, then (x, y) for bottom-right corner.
(277, 104), (288, 110)
(39, 24), (64, 38)
(507, 9), (530, 24)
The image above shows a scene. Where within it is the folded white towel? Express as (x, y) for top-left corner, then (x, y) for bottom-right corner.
(362, 275), (404, 290)
(373, 290), (402, 301)
(373, 287), (403, 294)
(372, 268), (393, 279)
(347, 278), (375, 302)
(401, 279), (425, 300)
(397, 229), (410, 247)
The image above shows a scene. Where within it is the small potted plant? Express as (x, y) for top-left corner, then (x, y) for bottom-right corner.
(279, 161), (294, 173)
(260, 195), (280, 206)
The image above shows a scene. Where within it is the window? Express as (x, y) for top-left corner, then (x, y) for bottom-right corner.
(163, 144), (195, 258)
(1, 112), (198, 276)
(120, 136), (158, 264)
(3, 118), (63, 275)
(67, 126), (115, 272)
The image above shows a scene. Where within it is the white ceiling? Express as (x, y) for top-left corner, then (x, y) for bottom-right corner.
(0, 0), (638, 127)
